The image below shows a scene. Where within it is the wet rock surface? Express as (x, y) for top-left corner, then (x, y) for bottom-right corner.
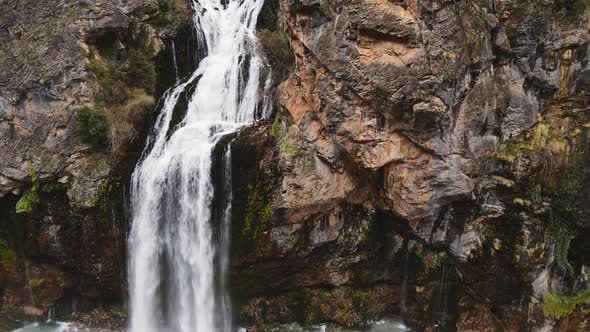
(2, 0), (590, 331)
(0, 0), (192, 328)
(229, 0), (590, 330)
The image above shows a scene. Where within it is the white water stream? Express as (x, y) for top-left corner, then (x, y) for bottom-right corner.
(127, 0), (269, 331)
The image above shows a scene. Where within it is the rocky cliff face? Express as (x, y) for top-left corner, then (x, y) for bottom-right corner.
(230, 0), (590, 330)
(1, 0), (590, 331)
(0, 0), (193, 329)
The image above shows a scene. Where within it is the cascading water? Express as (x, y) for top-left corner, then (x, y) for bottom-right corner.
(127, 1), (269, 331)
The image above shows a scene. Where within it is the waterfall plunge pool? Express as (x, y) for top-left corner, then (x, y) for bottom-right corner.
(13, 319), (410, 332)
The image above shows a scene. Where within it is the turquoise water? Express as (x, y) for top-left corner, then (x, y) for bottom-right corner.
(254, 320), (410, 332)
(13, 319), (409, 332)
(12, 322), (111, 332)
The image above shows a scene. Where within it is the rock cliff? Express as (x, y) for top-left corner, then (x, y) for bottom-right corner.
(1, 0), (590, 331)
(0, 0), (193, 329)
(230, 0), (590, 330)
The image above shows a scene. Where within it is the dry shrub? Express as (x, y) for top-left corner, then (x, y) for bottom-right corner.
(105, 89), (155, 152)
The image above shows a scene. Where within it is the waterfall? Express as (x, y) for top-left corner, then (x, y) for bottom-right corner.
(127, 1), (268, 331)
(170, 39), (180, 83)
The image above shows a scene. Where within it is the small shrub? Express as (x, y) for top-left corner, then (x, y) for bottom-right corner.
(75, 106), (108, 149)
(105, 89), (155, 151)
(373, 83), (389, 100)
(127, 49), (156, 94)
(154, 0), (185, 27)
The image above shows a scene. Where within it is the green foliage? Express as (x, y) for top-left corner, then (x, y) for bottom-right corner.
(88, 56), (126, 106)
(546, 150), (586, 275)
(499, 115), (586, 276)
(16, 163), (41, 214)
(496, 118), (550, 162)
(127, 49), (156, 94)
(272, 113), (282, 139)
(543, 288), (590, 319)
(27, 278), (45, 288)
(16, 190), (40, 214)
(242, 182), (272, 240)
(85, 37), (156, 151)
(107, 89), (155, 151)
(41, 182), (64, 193)
(565, 0), (587, 16)
(154, 0), (185, 27)
(257, 0), (293, 86)
(281, 140), (305, 155)
(90, 179), (118, 210)
(75, 106), (108, 149)
(271, 112), (305, 155)
(551, 224), (573, 274)
(0, 240), (16, 272)
(241, 178), (282, 255)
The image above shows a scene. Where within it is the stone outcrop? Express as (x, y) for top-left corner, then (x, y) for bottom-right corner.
(229, 0), (590, 330)
(2, 0), (590, 331)
(0, 0), (192, 329)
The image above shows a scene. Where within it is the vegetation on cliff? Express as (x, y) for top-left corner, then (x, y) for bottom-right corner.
(0, 240), (16, 273)
(496, 109), (589, 276)
(542, 288), (590, 318)
(76, 26), (157, 152)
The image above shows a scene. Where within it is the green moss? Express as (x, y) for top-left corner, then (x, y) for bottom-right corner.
(420, 251), (444, 275)
(543, 288), (590, 319)
(545, 149), (586, 274)
(281, 140), (305, 155)
(16, 190), (40, 214)
(91, 179), (118, 211)
(496, 116), (550, 162)
(443, 49), (456, 59)
(271, 112), (305, 156)
(241, 178), (282, 255)
(27, 278), (45, 289)
(242, 182), (272, 241)
(496, 141), (522, 162)
(0, 240), (16, 273)
(16, 162), (41, 214)
(272, 113), (282, 139)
